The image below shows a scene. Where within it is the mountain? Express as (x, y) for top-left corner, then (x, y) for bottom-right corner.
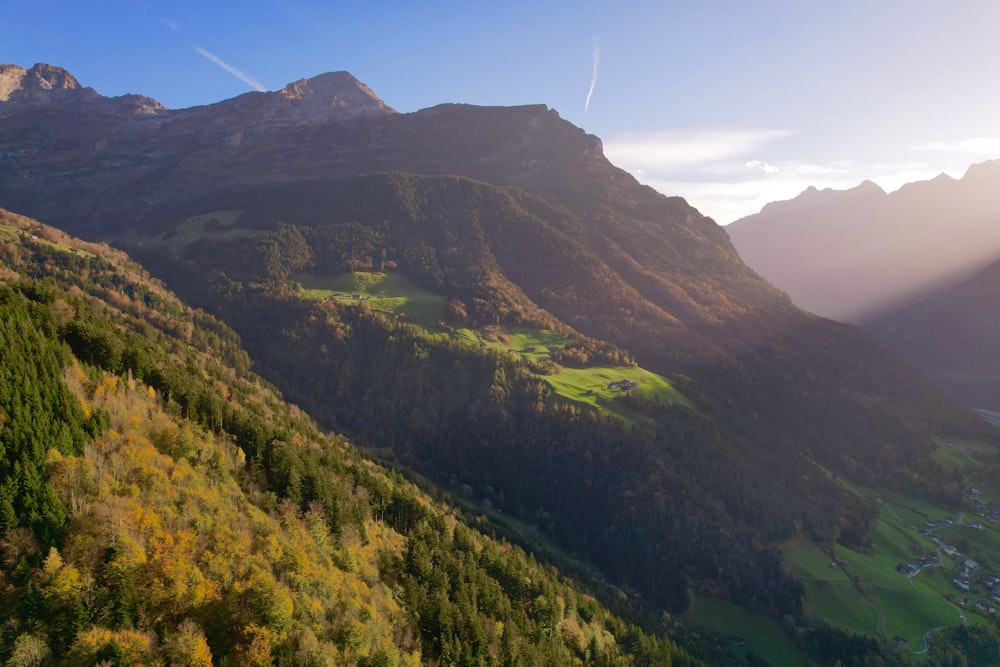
(0, 209), (707, 666)
(1, 64), (996, 661)
(0, 63), (165, 116)
(726, 162), (1000, 323)
(868, 257), (1000, 411)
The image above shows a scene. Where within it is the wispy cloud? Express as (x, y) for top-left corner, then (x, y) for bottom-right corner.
(911, 136), (1000, 155)
(194, 47), (266, 92)
(632, 159), (953, 225)
(161, 18), (182, 33)
(605, 129), (793, 170)
(584, 44), (600, 112)
(604, 128), (959, 224)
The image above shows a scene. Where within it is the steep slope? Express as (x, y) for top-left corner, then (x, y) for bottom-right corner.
(0, 210), (702, 666)
(0, 65), (993, 641)
(125, 170), (993, 619)
(868, 258), (1000, 410)
(727, 162), (1000, 323)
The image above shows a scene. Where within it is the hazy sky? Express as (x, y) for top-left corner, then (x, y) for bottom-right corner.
(4, 0), (1000, 223)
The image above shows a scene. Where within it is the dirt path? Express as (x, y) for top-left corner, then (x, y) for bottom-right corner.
(913, 601), (967, 655)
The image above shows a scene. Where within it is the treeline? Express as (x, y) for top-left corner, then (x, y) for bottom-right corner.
(0, 286), (98, 547)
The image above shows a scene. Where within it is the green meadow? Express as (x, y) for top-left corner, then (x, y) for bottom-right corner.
(478, 326), (689, 424)
(782, 534), (878, 637)
(298, 272), (689, 423)
(155, 210), (263, 253)
(782, 464), (1000, 652)
(685, 596), (809, 666)
(296, 271), (447, 321)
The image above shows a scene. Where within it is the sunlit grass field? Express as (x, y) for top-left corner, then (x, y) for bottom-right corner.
(782, 466), (1000, 651)
(296, 271), (447, 321)
(298, 272), (689, 423)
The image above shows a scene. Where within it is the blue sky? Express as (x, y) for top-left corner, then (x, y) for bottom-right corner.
(4, 0), (1000, 223)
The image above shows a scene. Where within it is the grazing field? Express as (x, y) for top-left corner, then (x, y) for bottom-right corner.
(783, 534), (878, 637)
(685, 596), (809, 666)
(478, 327), (689, 423)
(544, 364), (688, 411)
(833, 523), (961, 649)
(297, 275), (691, 423)
(156, 210), (263, 253)
(296, 271), (447, 321)
(782, 469), (1000, 652)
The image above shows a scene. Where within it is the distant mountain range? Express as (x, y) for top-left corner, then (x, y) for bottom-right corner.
(727, 161), (1000, 324)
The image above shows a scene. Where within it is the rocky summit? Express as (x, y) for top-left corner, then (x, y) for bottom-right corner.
(0, 62), (165, 116)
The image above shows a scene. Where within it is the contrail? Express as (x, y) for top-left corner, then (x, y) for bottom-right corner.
(195, 47), (266, 92)
(584, 44), (600, 112)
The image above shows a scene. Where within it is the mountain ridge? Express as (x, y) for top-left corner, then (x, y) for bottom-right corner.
(0, 62), (165, 116)
(728, 160), (1000, 323)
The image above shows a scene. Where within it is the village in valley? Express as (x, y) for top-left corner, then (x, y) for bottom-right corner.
(776, 437), (1000, 654)
(889, 441), (1000, 623)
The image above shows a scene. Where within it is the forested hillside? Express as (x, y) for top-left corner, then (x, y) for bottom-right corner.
(0, 211), (702, 665)
(3, 63), (999, 664)
(104, 170), (990, 625)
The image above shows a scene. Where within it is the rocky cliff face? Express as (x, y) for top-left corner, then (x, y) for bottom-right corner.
(0, 63), (165, 116)
(0, 65), (613, 236)
(163, 70), (395, 137)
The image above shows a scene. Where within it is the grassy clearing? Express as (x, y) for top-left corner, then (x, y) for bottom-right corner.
(783, 534), (878, 637)
(685, 596), (809, 666)
(156, 210), (262, 253)
(296, 271), (448, 322)
(0, 222), (95, 258)
(784, 463), (1000, 651)
(932, 443), (976, 474)
(833, 524), (960, 649)
(878, 488), (955, 529)
(297, 276), (691, 424)
(479, 327), (689, 423)
(480, 327), (572, 359)
(544, 365), (688, 418)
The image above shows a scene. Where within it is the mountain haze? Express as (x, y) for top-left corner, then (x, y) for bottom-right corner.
(727, 161), (1000, 323)
(869, 257), (1000, 410)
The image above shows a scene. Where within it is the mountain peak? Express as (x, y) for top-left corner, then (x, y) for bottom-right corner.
(854, 179), (886, 195)
(175, 69), (395, 131)
(0, 63), (82, 100)
(274, 70), (394, 118)
(962, 158), (1000, 182)
(0, 62), (165, 116)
